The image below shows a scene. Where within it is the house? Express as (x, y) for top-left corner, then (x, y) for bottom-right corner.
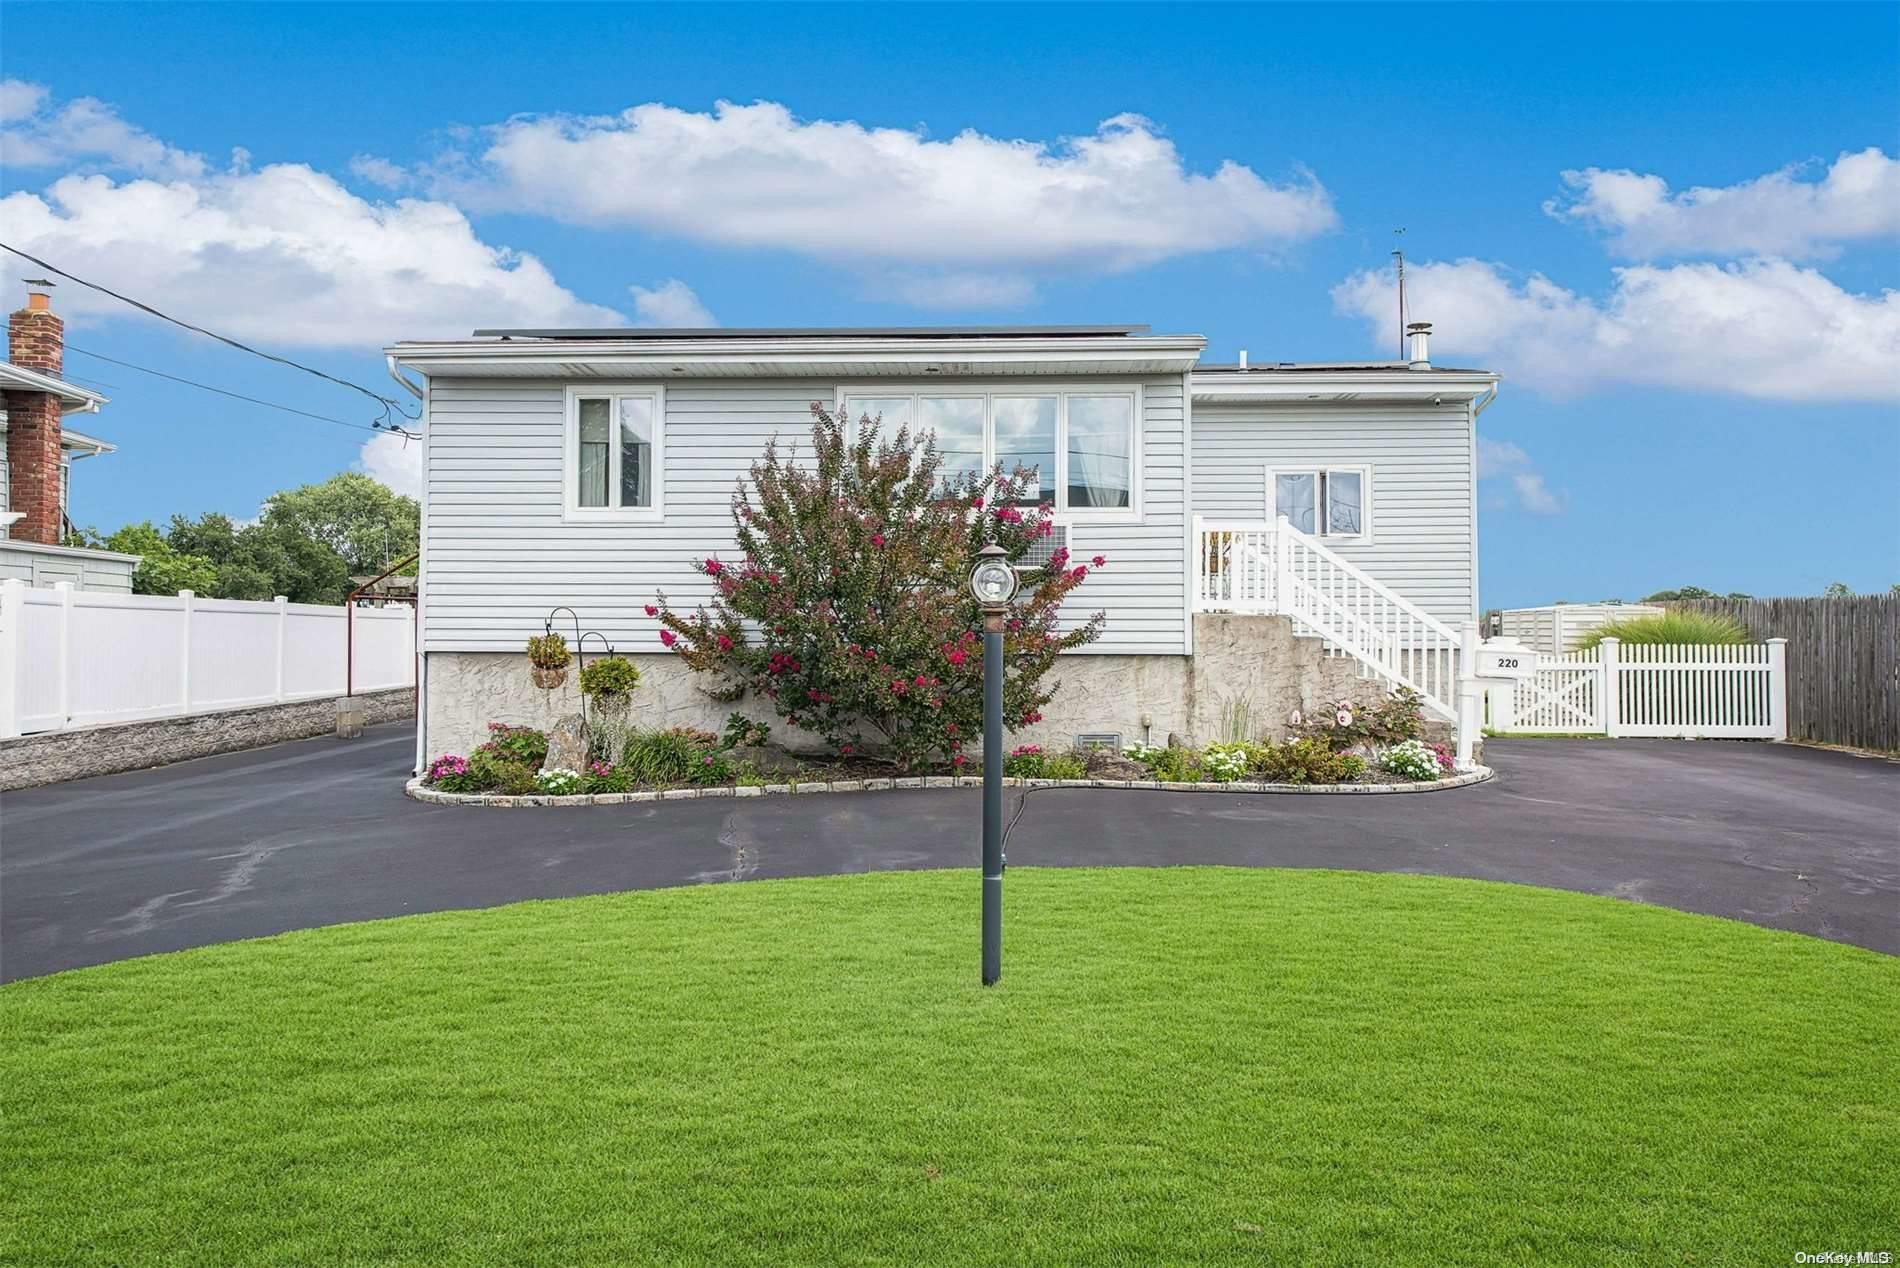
(387, 322), (1499, 768)
(1494, 603), (1664, 654)
(1, 288), (139, 592)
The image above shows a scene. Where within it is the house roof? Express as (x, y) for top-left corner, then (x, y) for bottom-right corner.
(1196, 360), (1490, 375)
(469, 324), (1153, 340)
(0, 360), (106, 414)
(388, 327), (1206, 379)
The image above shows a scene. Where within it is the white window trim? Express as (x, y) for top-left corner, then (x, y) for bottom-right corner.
(563, 384), (666, 524)
(834, 382), (1144, 524)
(1265, 464), (1373, 544)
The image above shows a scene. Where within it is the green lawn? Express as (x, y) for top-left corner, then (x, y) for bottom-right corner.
(4, 868), (1894, 1266)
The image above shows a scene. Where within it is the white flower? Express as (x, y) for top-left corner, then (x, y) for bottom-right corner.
(1335, 709), (1353, 727)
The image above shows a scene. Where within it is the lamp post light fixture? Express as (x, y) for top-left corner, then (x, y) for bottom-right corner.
(969, 542), (1018, 986)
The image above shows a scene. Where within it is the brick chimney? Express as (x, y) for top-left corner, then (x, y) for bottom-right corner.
(6, 288), (66, 544)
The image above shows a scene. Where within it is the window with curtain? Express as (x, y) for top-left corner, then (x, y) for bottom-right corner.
(569, 388), (664, 519)
(1066, 396), (1133, 510)
(835, 388), (1140, 518)
(1272, 468), (1369, 538)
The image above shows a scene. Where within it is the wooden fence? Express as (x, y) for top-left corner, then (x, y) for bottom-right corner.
(1673, 595), (1899, 752)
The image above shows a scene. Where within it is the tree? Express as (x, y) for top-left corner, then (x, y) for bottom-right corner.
(260, 472), (418, 574)
(79, 521), (221, 596)
(1823, 581), (1853, 598)
(1643, 586), (1717, 602)
(652, 404), (1105, 770)
(161, 511), (352, 604)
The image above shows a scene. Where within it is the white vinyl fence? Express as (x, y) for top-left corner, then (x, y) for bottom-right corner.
(0, 580), (415, 738)
(1484, 636), (1787, 739)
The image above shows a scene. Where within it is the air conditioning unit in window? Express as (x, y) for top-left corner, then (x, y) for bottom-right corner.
(1015, 523), (1067, 569)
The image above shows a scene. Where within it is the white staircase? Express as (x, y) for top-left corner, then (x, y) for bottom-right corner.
(1192, 517), (1465, 721)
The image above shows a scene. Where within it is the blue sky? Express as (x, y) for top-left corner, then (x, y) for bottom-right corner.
(2, 1), (1894, 605)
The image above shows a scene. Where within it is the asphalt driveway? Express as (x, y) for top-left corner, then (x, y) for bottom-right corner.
(2, 728), (1895, 981)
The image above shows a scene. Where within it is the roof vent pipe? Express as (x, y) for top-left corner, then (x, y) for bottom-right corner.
(1406, 321), (1432, 370)
(1238, 349), (1248, 371)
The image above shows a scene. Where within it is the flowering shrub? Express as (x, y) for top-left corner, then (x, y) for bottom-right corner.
(1126, 742), (1198, 783)
(650, 403), (1105, 770)
(1253, 738), (1366, 785)
(1292, 689), (1425, 752)
(585, 760), (632, 794)
(480, 722), (549, 769)
(1379, 739), (1442, 781)
(1199, 743), (1251, 783)
(1430, 742), (1456, 773)
(535, 767), (585, 796)
(426, 753), (482, 793)
(1004, 744), (1047, 778)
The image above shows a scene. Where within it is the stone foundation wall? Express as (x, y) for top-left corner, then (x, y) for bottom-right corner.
(421, 614), (1397, 760)
(0, 689), (414, 791)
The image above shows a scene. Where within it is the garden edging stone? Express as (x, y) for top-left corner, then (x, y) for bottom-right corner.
(405, 766), (1494, 807)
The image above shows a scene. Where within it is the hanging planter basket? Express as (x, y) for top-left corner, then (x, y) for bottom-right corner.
(526, 632), (573, 690)
(532, 664), (568, 690)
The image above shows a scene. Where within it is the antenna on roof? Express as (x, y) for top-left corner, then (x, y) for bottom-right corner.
(1391, 229), (1407, 361)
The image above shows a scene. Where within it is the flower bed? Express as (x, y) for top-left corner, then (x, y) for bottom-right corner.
(415, 693), (1484, 806)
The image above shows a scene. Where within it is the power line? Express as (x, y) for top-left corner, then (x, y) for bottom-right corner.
(0, 241), (419, 423)
(66, 344), (409, 439)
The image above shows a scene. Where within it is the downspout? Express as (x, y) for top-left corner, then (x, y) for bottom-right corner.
(1467, 379), (1500, 639)
(388, 356), (428, 775)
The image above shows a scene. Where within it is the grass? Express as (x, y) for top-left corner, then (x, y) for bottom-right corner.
(1575, 610), (1748, 650)
(4, 868), (1895, 1266)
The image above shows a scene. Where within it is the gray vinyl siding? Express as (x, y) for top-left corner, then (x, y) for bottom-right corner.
(422, 376), (1189, 655)
(1190, 401), (1475, 626)
(0, 542), (136, 592)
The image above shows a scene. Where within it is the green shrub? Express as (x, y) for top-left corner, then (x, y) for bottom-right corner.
(584, 762), (633, 795)
(469, 748), (538, 795)
(690, 748), (735, 785)
(1292, 689), (1424, 752)
(536, 767), (585, 796)
(1575, 612), (1748, 649)
(1199, 742), (1252, 783)
(722, 713), (772, 750)
(1253, 738), (1364, 786)
(578, 655), (642, 698)
(1041, 753), (1088, 781)
(1127, 742), (1198, 783)
(1379, 740), (1441, 781)
(481, 722), (548, 769)
(525, 633), (571, 669)
(621, 727), (700, 785)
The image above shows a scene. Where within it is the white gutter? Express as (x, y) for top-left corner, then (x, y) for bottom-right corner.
(386, 354), (424, 399)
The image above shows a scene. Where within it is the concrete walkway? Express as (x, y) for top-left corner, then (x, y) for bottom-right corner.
(2, 727), (1894, 980)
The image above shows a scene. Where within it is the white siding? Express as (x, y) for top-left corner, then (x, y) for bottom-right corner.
(422, 376), (1189, 655)
(1190, 401), (1475, 626)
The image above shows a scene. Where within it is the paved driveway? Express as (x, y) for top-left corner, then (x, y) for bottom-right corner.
(2, 728), (1895, 980)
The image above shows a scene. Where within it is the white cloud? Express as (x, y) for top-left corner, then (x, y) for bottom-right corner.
(358, 429), (421, 497)
(348, 154), (409, 190)
(1546, 149), (1900, 259)
(427, 101), (1336, 287)
(1476, 437), (1563, 514)
(1333, 257), (1900, 402)
(0, 78), (206, 179)
(629, 278), (715, 327)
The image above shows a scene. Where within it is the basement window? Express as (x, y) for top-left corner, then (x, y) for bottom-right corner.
(566, 386), (664, 522)
(1270, 468), (1369, 540)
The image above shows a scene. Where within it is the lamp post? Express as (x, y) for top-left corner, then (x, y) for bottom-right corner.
(969, 542), (1019, 987)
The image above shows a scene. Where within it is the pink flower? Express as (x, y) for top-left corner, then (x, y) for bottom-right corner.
(703, 558), (725, 576)
(971, 496), (984, 509)
(946, 649), (968, 667)
(841, 743), (854, 755)
(1070, 565), (1088, 581)
(644, 604), (658, 616)
(871, 533), (885, 547)
(952, 754), (967, 767)
(1091, 555), (1106, 568)
(1038, 520), (1053, 537)
(716, 634), (733, 651)
(914, 674), (928, 687)
(659, 629), (677, 648)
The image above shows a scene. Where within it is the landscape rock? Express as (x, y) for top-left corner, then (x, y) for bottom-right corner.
(544, 714), (589, 772)
(1083, 749), (1150, 782)
(729, 744), (802, 774)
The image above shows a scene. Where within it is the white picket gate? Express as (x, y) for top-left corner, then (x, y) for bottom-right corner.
(1487, 637), (1786, 740)
(0, 579), (415, 738)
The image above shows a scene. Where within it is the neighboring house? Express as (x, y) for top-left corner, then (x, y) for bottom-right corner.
(1495, 603), (1664, 654)
(388, 322), (1500, 765)
(0, 288), (139, 593)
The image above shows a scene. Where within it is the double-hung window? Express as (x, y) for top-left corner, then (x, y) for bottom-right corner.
(565, 386), (664, 522)
(839, 388), (1139, 520)
(1269, 467), (1369, 540)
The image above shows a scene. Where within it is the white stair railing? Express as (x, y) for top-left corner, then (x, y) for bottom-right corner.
(1191, 516), (1464, 721)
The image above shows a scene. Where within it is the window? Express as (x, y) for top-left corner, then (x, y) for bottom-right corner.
(834, 386), (1140, 519)
(1270, 468), (1369, 539)
(566, 387), (664, 521)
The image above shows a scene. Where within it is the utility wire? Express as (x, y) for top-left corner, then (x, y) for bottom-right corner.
(0, 241), (419, 424)
(66, 344), (408, 439)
